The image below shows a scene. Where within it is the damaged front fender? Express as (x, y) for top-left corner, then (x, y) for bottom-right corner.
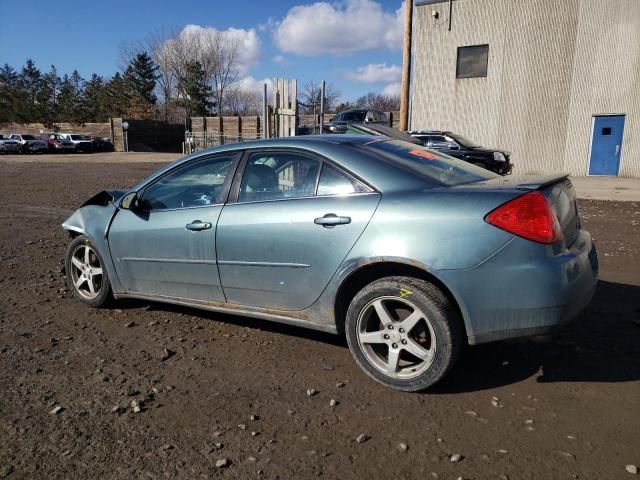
(80, 189), (127, 208)
(62, 192), (125, 293)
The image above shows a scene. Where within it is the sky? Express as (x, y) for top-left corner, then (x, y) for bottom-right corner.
(0, 0), (404, 101)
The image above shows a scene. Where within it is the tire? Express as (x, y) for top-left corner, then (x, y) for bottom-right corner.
(345, 276), (463, 392)
(65, 235), (112, 307)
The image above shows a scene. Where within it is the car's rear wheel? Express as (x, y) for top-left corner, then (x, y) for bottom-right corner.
(65, 235), (112, 307)
(345, 276), (462, 392)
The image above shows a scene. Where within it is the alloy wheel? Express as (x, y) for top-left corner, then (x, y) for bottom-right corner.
(356, 296), (437, 379)
(69, 244), (104, 300)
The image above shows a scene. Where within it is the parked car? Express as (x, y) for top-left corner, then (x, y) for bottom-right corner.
(91, 137), (114, 152)
(62, 135), (597, 392)
(0, 134), (19, 153)
(409, 130), (513, 175)
(339, 123), (422, 144)
(42, 133), (75, 153)
(60, 133), (93, 153)
(328, 109), (388, 133)
(10, 134), (48, 154)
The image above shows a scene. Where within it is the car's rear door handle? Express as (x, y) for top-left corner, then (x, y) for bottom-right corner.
(186, 220), (212, 231)
(314, 213), (351, 227)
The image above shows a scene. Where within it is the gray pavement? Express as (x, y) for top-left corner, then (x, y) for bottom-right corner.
(570, 176), (640, 202)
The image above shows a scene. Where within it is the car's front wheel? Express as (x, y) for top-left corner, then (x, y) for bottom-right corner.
(345, 277), (462, 392)
(65, 235), (112, 307)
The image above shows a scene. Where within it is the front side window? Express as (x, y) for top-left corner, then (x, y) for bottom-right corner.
(456, 44), (489, 78)
(141, 155), (237, 210)
(239, 152), (321, 202)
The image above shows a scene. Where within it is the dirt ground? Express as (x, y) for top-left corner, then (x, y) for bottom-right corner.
(0, 156), (639, 480)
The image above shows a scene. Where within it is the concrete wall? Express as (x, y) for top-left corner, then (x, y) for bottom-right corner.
(411, 0), (640, 177)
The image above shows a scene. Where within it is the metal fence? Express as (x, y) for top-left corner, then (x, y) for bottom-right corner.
(183, 131), (263, 154)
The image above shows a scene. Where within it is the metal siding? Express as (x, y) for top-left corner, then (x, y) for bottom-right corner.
(411, 0), (640, 177)
(563, 0), (640, 177)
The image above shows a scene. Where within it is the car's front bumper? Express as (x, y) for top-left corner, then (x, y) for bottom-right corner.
(437, 229), (598, 345)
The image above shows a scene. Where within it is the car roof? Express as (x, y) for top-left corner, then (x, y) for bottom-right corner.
(338, 108), (382, 114)
(135, 135), (435, 194)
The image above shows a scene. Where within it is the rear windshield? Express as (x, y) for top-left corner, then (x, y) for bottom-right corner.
(22, 135), (36, 140)
(362, 139), (498, 187)
(71, 135), (90, 140)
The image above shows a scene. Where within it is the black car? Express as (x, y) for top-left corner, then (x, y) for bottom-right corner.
(328, 109), (388, 133)
(409, 130), (513, 175)
(92, 137), (115, 152)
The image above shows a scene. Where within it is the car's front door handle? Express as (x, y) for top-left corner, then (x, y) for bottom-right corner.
(186, 220), (212, 231)
(314, 213), (351, 227)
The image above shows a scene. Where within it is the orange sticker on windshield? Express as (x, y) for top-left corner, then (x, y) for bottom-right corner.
(409, 149), (437, 160)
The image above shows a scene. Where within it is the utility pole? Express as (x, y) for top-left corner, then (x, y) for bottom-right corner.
(399, 0), (413, 132)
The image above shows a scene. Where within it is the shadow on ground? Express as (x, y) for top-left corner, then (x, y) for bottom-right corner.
(115, 280), (640, 393)
(432, 280), (640, 393)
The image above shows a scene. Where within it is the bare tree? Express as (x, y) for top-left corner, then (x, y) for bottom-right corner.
(299, 81), (340, 114)
(208, 34), (240, 115)
(356, 92), (400, 112)
(120, 27), (246, 121)
(223, 85), (262, 116)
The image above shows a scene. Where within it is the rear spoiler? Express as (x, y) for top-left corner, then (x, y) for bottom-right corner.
(515, 174), (570, 191)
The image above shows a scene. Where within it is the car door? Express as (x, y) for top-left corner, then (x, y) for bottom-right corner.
(216, 149), (381, 311)
(108, 152), (240, 301)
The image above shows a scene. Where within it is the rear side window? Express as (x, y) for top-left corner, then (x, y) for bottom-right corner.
(363, 140), (498, 187)
(239, 152), (321, 202)
(317, 164), (371, 196)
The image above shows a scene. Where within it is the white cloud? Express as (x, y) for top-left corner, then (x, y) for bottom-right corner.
(273, 0), (403, 56)
(382, 82), (401, 96)
(178, 24), (261, 75)
(273, 55), (287, 65)
(237, 76), (274, 97)
(347, 63), (401, 83)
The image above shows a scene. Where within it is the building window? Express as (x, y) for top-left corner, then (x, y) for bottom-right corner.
(456, 44), (489, 78)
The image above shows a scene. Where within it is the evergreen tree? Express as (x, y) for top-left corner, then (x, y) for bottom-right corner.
(17, 59), (42, 121)
(125, 52), (158, 105)
(0, 64), (19, 122)
(82, 74), (108, 122)
(37, 65), (60, 126)
(57, 74), (77, 122)
(104, 72), (131, 118)
(179, 62), (212, 117)
(69, 70), (85, 122)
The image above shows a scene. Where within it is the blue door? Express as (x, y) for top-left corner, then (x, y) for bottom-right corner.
(589, 115), (625, 176)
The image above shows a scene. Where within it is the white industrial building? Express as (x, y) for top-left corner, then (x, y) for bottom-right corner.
(410, 0), (640, 177)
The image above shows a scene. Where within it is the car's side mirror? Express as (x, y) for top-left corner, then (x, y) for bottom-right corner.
(448, 144), (460, 150)
(120, 192), (139, 210)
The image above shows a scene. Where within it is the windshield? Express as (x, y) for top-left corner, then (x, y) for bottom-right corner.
(447, 133), (481, 148)
(71, 135), (90, 140)
(362, 139), (498, 187)
(22, 135), (36, 140)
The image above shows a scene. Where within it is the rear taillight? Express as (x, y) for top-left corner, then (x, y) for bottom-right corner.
(485, 191), (563, 244)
